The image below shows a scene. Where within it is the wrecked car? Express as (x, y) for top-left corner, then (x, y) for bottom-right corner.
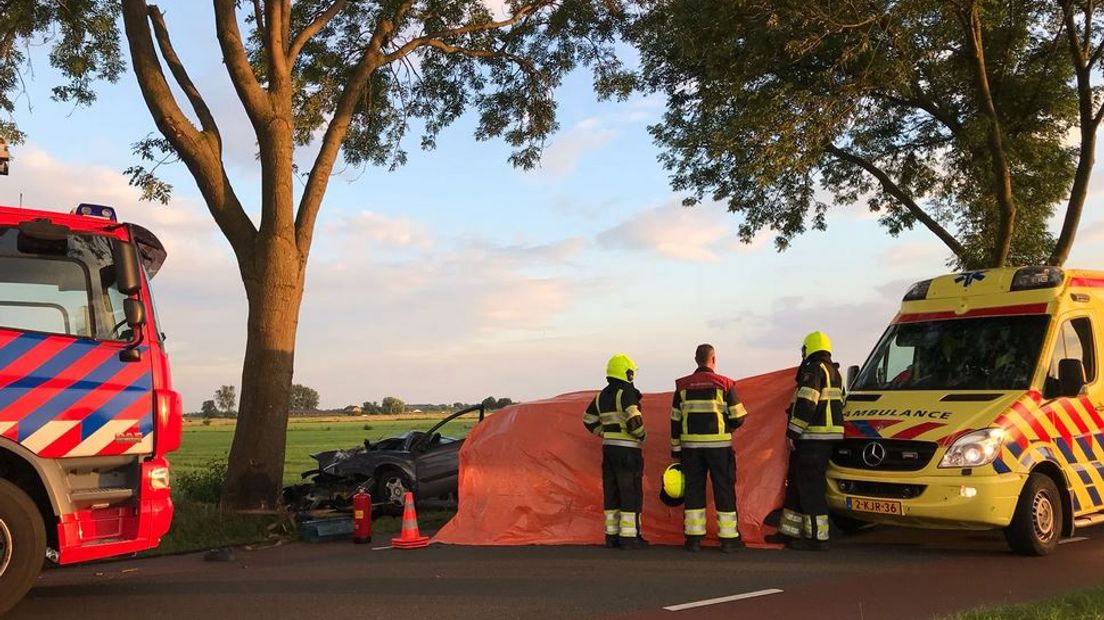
(282, 404), (485, 514)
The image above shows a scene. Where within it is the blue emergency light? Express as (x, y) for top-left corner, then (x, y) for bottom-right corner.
(72, 203), (118, 221)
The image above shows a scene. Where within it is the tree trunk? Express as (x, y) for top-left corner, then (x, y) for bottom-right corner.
(221, 234), (305, 509)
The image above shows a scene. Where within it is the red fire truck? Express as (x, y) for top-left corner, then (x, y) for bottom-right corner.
(0, 203), (181, 613)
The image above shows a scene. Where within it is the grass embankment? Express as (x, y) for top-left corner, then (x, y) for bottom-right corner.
(151, 416), (475, 556)
(944, 588), (1104, 620)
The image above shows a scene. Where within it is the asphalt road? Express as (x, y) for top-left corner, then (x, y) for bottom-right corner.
(9, 526), (1104, 620)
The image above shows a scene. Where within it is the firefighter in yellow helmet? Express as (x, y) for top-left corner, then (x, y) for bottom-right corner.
(583, 353), (648, 549)
(778, 331), (844, 551)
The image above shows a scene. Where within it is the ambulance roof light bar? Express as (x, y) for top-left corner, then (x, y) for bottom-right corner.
(72, 203), (118, 222)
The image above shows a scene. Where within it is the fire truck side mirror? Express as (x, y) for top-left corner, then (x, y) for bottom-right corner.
(113, 240), (142, 295)
(124, 298), (146, 328)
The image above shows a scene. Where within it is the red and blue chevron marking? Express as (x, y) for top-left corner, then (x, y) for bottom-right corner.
(0, 330), (153, 457)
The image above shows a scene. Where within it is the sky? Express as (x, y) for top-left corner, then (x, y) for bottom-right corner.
(3, 4), (1104, 411)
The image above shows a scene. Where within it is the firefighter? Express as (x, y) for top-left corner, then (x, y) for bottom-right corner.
(779, 331), (845, 551)
(671, 344), (747, 553)
(583, 353), (648, 550)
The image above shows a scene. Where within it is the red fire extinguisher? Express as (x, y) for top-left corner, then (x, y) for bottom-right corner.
(353, 488), (372, 544)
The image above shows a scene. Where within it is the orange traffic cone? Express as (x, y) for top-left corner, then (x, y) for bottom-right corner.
(391, 491), (430, 549)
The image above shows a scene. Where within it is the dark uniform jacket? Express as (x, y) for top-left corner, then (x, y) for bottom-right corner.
(786, 351), (844, 441)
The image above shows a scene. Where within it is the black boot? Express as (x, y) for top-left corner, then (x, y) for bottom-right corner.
(605, 535), (620, 549)
(684, 536), (702, 552)
(620, 536), (644, 550)
(763, 533), (789, 545)
(719, 538), (743, 554)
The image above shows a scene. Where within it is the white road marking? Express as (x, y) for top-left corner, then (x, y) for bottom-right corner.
(1060, 537), (1089, 544)
(372, 545), (393, 551)
(664, 588), (784, 612)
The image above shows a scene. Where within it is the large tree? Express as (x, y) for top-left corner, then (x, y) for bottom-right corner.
(629, 0), (1104, 268)
(1, 1), (628, 509)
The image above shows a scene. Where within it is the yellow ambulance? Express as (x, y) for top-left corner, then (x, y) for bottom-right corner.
(828, 266), (1104, 555)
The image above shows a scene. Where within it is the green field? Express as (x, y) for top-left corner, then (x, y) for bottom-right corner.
(174, 416), (479, 485)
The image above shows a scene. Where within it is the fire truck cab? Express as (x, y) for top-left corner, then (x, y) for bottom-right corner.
(0, 204), (180, 613)
(829, 266), (1104, 555)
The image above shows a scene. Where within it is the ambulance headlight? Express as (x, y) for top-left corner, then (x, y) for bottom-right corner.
(939, 428), (1005, 468)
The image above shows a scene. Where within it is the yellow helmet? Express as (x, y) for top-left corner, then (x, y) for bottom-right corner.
(606, 353), (638, 382)
(660, 463), (685, 506)
(803, 331), (833, 357)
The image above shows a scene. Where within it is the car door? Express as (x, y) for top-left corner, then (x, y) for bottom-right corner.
(414, 437), (462, 499)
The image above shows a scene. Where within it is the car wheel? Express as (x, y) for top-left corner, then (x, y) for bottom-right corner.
(1004, 473), (1062, 556)
(0, 479), (46, 616)
(375, 470), (412, 517)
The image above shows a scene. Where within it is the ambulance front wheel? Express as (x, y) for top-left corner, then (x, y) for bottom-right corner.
(0, 478), (46, 615)
(1004, 473), (1062, 556)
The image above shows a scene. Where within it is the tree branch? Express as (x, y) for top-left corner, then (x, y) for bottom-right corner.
(826, 144), (968, 261)
(212, 0), (272, 126)
(122, 0), (256, 254)
(382, 1), (551, 64)
(147, 6), (220, 145)
(1052, 0), (1100, 265)
(962, 3), (1016, 267)
(288, 0), (349, 65)
(264, 0), (290, 86)
(293, 0), (419, 255)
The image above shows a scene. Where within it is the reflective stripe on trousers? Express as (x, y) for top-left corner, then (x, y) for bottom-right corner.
(604, 510), (620, 536)
(684, 508), (707, 536)
(619, 512), (639, 538)
(717, 511), (739, 539)
(780, 508), (803, 538)
(800, 514), (830, 541)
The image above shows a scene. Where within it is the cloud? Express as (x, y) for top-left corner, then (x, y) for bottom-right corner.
(534, 117), (617, 179)
(331, 210), (434, 250)
(709, 294), (900, 371)
(598, 201), (764, 262)
(1079, 220), (1104, 243)
(879, 242), (943, 267)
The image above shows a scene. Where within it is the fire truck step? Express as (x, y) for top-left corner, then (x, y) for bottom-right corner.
(70, 488), (135, 504)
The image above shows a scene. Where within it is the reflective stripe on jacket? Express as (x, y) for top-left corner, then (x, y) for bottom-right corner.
(583, 378), (645, 448)
(787, 352), (844, 441)
(670, 368), (747, 450)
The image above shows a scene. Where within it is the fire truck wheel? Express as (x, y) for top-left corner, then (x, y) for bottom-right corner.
(1004, 473), (1062, 556)
(0, 478), (46, 615)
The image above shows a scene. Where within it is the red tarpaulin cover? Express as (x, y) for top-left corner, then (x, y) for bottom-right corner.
(433, 368), (796, 547)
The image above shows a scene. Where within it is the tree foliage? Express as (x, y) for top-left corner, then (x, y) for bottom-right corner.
(288, 383), (320, 410)
(381, 396), (405, 415)
(201, 399), (219, 418)
(629, 0), (1104, 268)
(215, 385), (237, 416)
(0, 1), (124, 145)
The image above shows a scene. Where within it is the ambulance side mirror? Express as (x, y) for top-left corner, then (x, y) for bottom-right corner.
(846, 365), (860, 390)
(1058, 359), (1086, 398)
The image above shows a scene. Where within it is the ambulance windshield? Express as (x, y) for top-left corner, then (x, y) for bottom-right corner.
(853, 314), (1050, 391)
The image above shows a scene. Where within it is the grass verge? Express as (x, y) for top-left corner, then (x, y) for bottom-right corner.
(145, 499), (286, 556)
(944, 587), (1104, 620)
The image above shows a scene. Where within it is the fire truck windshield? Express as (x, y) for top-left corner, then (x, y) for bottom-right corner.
(853, 314), (1051, 391)
(0, 227), (134, 341)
